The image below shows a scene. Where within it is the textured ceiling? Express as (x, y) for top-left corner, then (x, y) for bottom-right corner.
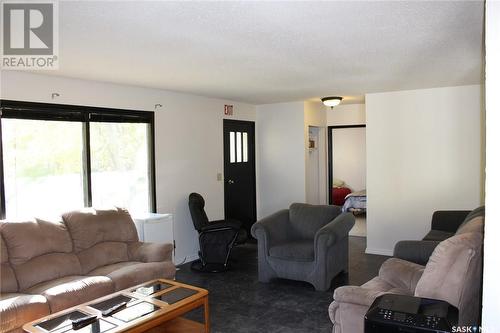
(40, 1), (484, 104)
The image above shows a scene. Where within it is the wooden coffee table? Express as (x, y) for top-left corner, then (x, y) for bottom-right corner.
(23, 279), (209, 333)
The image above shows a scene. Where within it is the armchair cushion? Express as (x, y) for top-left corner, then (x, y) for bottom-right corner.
(251, 209), (291, 249)
(415, 232), (483, 313)
(289, 203), (341, 239)
(128, 242), (173, 263)
(269, 240), (314, 262)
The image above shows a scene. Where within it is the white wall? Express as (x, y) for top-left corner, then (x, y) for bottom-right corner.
(332, 128), (366, 191)
(0, 71), (256, 264)
(327, 103), (366, 126)
(256, 102), (306, 218)
(366, 85), (483, 256)
(482, 1), (500, 330)
(305, 101), (327, 205)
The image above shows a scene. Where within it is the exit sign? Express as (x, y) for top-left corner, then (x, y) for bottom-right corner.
(224, 104), (233, 116)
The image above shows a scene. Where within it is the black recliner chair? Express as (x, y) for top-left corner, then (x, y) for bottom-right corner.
(188, 192), (247, 272)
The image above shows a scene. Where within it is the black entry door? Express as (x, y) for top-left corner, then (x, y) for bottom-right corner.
(223, 119), (256, 236)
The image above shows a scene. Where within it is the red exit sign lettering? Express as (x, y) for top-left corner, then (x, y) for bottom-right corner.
(224, 104), (233, 116)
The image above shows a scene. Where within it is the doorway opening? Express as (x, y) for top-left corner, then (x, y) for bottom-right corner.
(328, 124), (367, 237)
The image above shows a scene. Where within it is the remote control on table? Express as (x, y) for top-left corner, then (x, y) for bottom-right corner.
(71, 315), (97, 330)
(101, 302), (127, 317)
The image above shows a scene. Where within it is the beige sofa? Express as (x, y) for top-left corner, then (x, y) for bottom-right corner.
(0, 208), (176, 333)
(329, 214), (484, 333)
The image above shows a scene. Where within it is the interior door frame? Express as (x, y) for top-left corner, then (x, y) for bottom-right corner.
(223, 119), (257, 222)
(327, 124), (366, 205)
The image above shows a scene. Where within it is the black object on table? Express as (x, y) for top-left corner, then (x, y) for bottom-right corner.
(364, 294), (459, 333)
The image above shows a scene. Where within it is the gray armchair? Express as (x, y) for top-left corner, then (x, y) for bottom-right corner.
(250, 203), (355, 291)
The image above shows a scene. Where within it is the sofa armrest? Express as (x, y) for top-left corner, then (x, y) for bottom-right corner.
(393, 240), (440, 265)
(250, 209), (290, 249)
(333, 285), (384, 307)
(314, 212), (355, 249)
(378, 258), (425, 293)
(431, 210), (471, 233)
(128, 242), (173, 263)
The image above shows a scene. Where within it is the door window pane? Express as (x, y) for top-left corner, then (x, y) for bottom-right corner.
(90, 122), (150, 214)
(242, 132), (248, 162)
(229, 131), (236, 163)
(2, 119), (84, 219)
(236, 132), (242, 163)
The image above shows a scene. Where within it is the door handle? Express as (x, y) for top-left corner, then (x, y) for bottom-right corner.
(228, 179), (235, 184)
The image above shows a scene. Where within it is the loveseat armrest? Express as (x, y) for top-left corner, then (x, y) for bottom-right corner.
(128, 242), (173, 263)
(378, 258), (425, 293)
(431, 210), (471, 233)
(333, 285), (384, 307)
(394, 240), (440, 265)
(314, 212), (355, 249)
(251, 209), (290, 249)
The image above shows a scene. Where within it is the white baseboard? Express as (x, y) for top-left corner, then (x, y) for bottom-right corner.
(175, 254), (198, 266)
(365, 247), (393, 256)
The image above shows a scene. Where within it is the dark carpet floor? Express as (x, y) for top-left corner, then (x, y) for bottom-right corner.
(175, 236), (388, 333)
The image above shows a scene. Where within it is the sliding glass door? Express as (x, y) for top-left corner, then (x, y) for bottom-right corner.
(0, 100), (155, 219)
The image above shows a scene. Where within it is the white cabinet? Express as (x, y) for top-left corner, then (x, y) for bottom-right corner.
(133, 213), (175, 261)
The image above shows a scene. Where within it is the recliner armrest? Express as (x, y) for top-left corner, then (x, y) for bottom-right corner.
(431, 210), (471, 233)
(333, 285), (383, 307)
(314, 212), (355, 249)
(378, 258), (425, 293)
(201, 220), (241, 232)
(128, 242), (173, 263)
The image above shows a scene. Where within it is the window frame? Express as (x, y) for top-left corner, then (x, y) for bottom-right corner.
(0, 99), (157, 219)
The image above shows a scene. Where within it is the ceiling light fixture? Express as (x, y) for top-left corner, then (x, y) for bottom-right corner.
(321, 96), (343, 108)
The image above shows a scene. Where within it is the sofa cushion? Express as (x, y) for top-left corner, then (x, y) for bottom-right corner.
(63, 208), (138, 273)
(0, 293), (49, 333)
(1, 219), (74, 266)
(1, 219), (82, 291)
(269, 240), (314, 262)
(88, 261), (176, 291)
(289, 203), (341, 239)
(422, 229), (454, 241)
(26, 276), (114, 313)
(77, 242), (129, 274)
(1, 229), (18, 293)
(63, 208), (138, 252)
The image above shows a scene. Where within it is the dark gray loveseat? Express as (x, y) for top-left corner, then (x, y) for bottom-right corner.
(394, 206), (485, 265)
(251, 203), (354, 291)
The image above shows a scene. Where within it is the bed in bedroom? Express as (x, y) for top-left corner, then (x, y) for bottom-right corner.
(341, 190), (367, 213)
